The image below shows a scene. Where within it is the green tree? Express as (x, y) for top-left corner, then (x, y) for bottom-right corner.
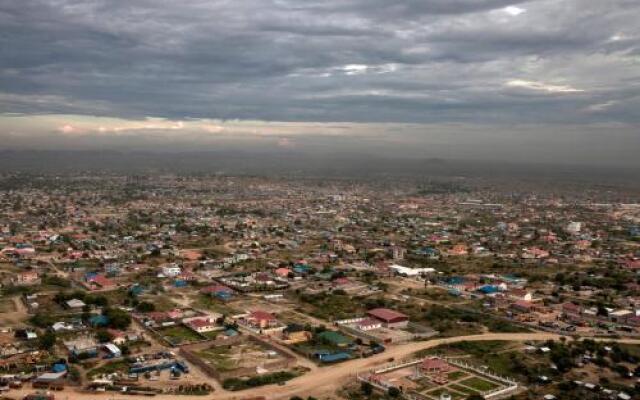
(39, 331), (57, 350)
(96, 329), (114, 343)
(103, 307), (132, 330)
(136, 301), (156, 312)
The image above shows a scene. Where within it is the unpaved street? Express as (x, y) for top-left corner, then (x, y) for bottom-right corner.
(10, 332), (640, 400)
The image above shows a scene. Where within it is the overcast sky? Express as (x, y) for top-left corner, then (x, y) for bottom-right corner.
(0, 1), (639, 166)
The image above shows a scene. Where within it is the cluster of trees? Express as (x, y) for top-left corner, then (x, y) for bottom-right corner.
(42, 275), (72, 287)
(223, 371), (297, 391)
(554, 270), (637, 291)
(103, 307), (132, 330)
(53, 290), (109, 308)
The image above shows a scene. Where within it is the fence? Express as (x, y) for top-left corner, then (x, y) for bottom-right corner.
(179, 334), (296, 381)
(357, 356), (519, 400)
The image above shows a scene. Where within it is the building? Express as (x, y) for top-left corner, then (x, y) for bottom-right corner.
(85, 273), (116, 290)
(421, 357), (452, 373)
(183, 315), (220, 333)
(103, 343), (122, 358)
(246, 310), (278, 329)
(161, 264), (182, 277)
(13, 270), (39, 285)
(356, 318), (383, 331)
(389, 264), (435, 277)
(201, 284), (234, 300)
(566, 222), (583, 234)
(64, 337), (98, 357)
(65, 298), (86, 309)
(366, 308), (409, 328)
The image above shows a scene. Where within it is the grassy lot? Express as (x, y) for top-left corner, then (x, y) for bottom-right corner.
(296, 292), (362, 321)
(193, 295), (239, 315)
(201, 330), (220, 340)
(87, 359), (130, 378)
(158, 325), (203, 345)
(459, 376), (500, 392)
(139, 294), (178, 312)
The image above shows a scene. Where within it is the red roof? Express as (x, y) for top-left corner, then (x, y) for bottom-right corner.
(332, 277), (350, 286)
(367, 308), (408, 323)
(145, 311), (169, 322)
(274, 267), (291, 276)
(562, 302), (581, 313)
(90, 275), (114, 287)
(357, 318), (381, 328)
(421, 357), (450, 371)
(622, 260), (640, 269)
(249, 310), (276, 322)
(188, 318), (214, 328)
(512, 300), (533, 310)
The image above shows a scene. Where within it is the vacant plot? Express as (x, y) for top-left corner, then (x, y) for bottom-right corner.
(296, 292), (362, 321)
(158, 325), (203, 345)
(197, 345), (236, 371)
(193, 294), (239, 315)
(196, 340), (286, 372)
(87, 359), (129, 379)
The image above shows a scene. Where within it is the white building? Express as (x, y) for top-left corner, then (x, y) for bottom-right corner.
(566, 221), (583, 234)
(161, 263), (182, 277)
(389, 264), (435, 277)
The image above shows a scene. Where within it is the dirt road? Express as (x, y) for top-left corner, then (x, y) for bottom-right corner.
(10, 332), (640, 400)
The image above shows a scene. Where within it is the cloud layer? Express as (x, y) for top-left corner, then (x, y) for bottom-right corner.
(0, 1), (639, 165)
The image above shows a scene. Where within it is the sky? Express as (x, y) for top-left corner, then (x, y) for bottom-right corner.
(0, 0), (639, 166)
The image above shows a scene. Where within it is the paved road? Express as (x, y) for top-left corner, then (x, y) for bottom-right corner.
(10, 332), (640, 400)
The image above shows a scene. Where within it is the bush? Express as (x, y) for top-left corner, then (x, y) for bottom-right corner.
(103, 307), (132, 330)
(42, 275), (71, 287)
(388, 387), (400, 397)
(136, 301), (156, 312)
(30, 313), (57, 328)
(38, 331), (57, 350)
(223, 371), (297, 390)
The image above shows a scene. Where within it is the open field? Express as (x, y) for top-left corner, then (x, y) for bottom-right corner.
(196, 340), (286, 372)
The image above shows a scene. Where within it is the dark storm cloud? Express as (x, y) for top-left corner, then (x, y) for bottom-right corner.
(0, 0), (639, 166)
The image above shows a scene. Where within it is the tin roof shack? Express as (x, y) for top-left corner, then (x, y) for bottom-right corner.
(32, 371), (66, 390)
(103, 343), (122, 359)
